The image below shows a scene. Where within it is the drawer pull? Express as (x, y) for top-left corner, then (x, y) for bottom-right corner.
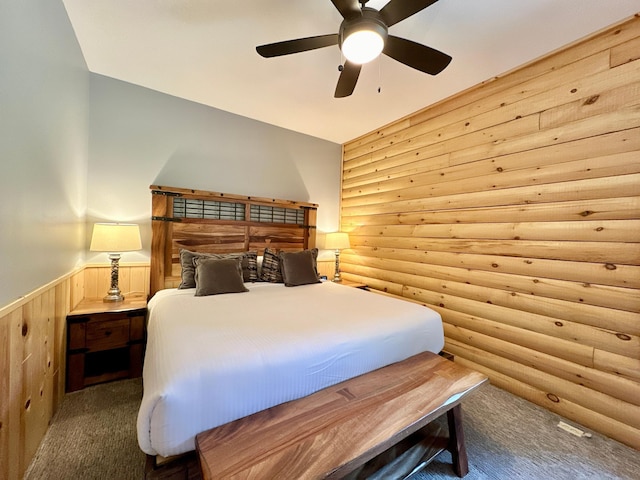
(104, 330), (112, 336)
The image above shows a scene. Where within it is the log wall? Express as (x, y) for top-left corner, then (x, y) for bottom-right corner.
(340, 15), (640, 449)
(0, 264), (149, 480)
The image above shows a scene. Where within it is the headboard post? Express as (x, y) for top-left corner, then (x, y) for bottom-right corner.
(150, 191), (169, 296)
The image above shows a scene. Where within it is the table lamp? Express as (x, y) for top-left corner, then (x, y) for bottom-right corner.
(90, 223), (142, 302)
(325, 232), (350, 283)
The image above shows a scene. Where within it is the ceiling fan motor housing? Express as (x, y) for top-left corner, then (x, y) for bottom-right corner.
(339, 7), (389, 52)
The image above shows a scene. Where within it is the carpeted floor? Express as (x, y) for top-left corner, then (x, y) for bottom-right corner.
(24, 378), (640, 480)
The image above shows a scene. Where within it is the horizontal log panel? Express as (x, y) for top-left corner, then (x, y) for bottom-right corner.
(340, 246), (640, 289)
(610, 35), (640, 68)
(344, 262), (640, 339)
(402, 285), (638, 358)
(348, 15), (640, 154)
(450, 104), (640, 167)
(341, 254), (640, 315)
(341, 173), (640, 217)
(429, 304), (594, 368)
(344, 52), (611, 161)
(452, 357), (640, 450)
(346, 16), (640, 155)
(348, 220), (640, 243)
(345, 57), (640, 167)
(341, 197), (640, 228)
(348, 113), (540, 170)
(593, 348), (640, 382)
(540, 80), (640, 129)
(349, 236), (640, 265)
(344, 107), (540, 167)
(342, 150), (640, 203)
(444, 339), (640, 429)
(343, 150), (450, 184)
(443, 324), (640, 406)
(344, 119), (411, 155)
(344, 127), (640, 189)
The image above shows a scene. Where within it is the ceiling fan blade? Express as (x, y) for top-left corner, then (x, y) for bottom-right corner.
(379, 0), (439, 27)
(383, 35), (452, 75)
(335, 61), (361, 98)
(257, 34), (338, 58)
(331, 0), (361, 20)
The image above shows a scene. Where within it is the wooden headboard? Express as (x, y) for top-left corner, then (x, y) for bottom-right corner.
(149, 185), (318, 296)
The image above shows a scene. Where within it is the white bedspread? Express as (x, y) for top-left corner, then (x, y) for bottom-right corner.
(137, 281), (444, 457)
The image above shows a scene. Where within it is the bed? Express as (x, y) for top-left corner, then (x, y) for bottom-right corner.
(138, 186), (444, 461)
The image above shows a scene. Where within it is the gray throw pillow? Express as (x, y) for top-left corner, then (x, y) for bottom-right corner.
(193, 257), (249, 296)
(279, 250), (321, 287)
(179, 249), (258, 288)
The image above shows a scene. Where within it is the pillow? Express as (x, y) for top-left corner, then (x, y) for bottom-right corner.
(193, 257), (249, 296)
(259, 247), (283, 283)
(179, 249), (258, 288)
(279, 249), (321, 287)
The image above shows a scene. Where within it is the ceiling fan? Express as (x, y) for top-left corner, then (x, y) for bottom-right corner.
(256, 0), (452, 98)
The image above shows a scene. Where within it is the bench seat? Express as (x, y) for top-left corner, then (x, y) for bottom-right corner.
(196, 351), (488, 479)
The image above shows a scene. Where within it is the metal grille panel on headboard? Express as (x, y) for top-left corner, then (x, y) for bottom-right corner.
(173, 198), (246, 221)
(150, 185), (318, 296)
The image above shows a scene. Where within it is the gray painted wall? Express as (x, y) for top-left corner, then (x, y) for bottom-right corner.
(0, 0), (89, 307)
(86, 74), (342, 263)
(0, 1), (342, 308)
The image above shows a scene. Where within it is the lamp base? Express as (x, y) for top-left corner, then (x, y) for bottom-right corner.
(332, 250), (342, 283)
(103, 291), (125, 303)
(103, 253), (124, 302)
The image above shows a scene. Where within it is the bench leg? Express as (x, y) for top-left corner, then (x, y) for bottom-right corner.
(447, 404), (469, 477)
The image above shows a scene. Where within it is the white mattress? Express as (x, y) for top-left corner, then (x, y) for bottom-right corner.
(137, 281), (444, 457)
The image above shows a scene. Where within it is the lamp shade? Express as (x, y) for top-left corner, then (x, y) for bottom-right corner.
(90, 223), (142, 252)
(325, 232), (351, 250)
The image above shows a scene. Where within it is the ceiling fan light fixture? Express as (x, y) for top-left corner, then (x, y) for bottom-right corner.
(342, 28), (384, 64)
(340, 12), (388, 65)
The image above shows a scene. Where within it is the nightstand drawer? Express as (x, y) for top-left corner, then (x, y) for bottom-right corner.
(86, 318), (130, 351)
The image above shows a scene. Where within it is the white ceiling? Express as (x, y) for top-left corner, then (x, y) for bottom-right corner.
(62, 0), (639, 144)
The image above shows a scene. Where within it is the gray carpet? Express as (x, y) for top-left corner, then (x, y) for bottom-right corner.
(25, 378), (639, 480)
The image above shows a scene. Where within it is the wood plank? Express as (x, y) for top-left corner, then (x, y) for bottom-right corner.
(349, 219), (640, 243)
(150, 185), (318, 208)
(540, 81), (640, 129)
(196, 352), (487, 480)
(341, 196), (640, 227)
(610, 35), (640, 67)
(350, 236), (640, 265)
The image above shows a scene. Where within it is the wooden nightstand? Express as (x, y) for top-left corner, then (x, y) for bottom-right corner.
(66, 294), (147, 392)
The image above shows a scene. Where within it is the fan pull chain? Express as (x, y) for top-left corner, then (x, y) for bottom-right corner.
(377, 55), (382, 93)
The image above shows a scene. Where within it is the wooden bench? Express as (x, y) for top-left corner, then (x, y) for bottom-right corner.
(196, 351), (488, 479)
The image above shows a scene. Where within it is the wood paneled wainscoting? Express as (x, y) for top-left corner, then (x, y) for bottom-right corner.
(339, 15), (640, 449)
(0, 264), (150, 480)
